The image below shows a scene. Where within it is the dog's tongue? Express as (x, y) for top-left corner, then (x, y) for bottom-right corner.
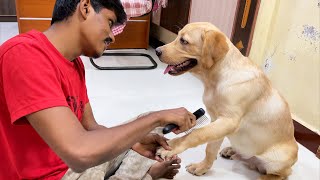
(164, 65), (174, 74)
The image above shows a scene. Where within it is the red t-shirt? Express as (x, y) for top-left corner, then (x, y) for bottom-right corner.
(0, 30), (89, 179)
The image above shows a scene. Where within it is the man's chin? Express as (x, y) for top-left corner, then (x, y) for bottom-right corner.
(90, 50), (104, 59)
(92, 54), (102, 59)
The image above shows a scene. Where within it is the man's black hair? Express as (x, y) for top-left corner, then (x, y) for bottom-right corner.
(51, 0), (127, 25)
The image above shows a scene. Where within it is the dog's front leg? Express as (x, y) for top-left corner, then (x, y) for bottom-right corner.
(186, 139), (224, 176)
(157, 117), (240, 160)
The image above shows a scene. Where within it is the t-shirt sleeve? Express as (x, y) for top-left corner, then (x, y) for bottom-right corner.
(2, 42), (68, 124)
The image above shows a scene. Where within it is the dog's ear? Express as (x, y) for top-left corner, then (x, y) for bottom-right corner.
(201, 30), (229, 69)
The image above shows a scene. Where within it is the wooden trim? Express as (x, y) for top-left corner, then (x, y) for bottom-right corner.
(0, 15), (17, 22)
(15, 0), (21, 33)
(187, 0), (193, 23)
(145, 14), (151, 49)
(19, 17), (52, 20)
(230, 0), (241, 41)
(293, 120), (320, 157)
(231, 0), (261, 56)
(245, 0), (260, 57)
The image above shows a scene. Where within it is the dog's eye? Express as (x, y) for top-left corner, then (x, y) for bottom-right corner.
(180, 38), (188, 45)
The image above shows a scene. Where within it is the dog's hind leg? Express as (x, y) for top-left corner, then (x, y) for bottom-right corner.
(258, 171), (291, 180)
(254, 140), (298, 180)
(186, 139), (224, 176)
(219, 146), (237, 159)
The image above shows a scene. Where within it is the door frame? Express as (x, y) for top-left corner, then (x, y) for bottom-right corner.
(231, 0), (261, 56)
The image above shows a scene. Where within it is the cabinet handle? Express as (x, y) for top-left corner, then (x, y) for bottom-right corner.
(20, 17), (52, 20)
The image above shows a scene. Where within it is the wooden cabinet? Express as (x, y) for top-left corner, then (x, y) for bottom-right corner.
(15, 0), (150, 49)
(18, 20), (51, 33)
(160, 0), (191, 34)
(110, 15), (150, 49)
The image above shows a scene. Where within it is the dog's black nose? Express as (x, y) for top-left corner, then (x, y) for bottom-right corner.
(155, 48), (162, 57)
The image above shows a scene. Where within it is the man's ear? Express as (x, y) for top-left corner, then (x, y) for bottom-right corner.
(201, 30), (229, 69)
(79, 0), (91, 20)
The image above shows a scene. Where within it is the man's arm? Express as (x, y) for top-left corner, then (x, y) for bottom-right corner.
(81, 103), (106, 130)
(26, 106), (195, 173)
(80, 103), (172, 161)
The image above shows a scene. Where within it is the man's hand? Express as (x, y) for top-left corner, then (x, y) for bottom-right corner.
(132, 133), (171, 162)
(155, 107), (196, 134)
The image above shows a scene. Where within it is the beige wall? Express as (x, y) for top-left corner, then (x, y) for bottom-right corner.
(250, 0), (320, 133)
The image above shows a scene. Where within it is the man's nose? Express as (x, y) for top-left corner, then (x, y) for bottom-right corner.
(155, 48), (162, 57)
(109, 32), (115, 43)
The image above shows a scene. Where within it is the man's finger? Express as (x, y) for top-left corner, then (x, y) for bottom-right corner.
(144, 151), (156, 160)
(156, 136), (172, 150)
(173, 129), (182, 134)
(188, 112), (196, 127)
(155, 155), (164, 162)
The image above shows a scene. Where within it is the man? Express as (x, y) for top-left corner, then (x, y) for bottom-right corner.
(0, 0), (196, 179)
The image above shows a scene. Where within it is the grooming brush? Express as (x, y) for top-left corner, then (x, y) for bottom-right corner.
(162, 108), (210, 134)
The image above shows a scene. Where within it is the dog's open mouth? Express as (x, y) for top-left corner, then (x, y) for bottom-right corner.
(163, 59), (197, 75)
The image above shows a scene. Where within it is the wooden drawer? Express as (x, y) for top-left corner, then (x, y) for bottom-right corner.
(17, 17), (150, 34)
(18, 15), (151, 49)
(15, 0), (55, 18)
(16, 0), (151, 49)
(110, 14), (150, 49)
(19, 20), (51, 33)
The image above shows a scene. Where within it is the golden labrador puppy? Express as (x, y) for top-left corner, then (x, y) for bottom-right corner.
(155, 22), (298, 180)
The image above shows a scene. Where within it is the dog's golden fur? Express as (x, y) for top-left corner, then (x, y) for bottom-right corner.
(156, 22), (298, 179)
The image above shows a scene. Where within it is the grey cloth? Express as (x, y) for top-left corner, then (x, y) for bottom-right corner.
(62, 150), (129, 180)
(107, 150), (154, 180)
(62, 149), (154, 180)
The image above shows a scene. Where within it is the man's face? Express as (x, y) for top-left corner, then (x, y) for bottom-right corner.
(80, 7), (117, 58)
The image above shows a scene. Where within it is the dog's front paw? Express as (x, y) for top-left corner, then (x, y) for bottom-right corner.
(156, 138), (186, 160)
(186, 162), (211, 176)
(156, 147), (176, 160)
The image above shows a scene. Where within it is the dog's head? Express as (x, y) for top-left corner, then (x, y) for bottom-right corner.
(156, 22), (229, 75)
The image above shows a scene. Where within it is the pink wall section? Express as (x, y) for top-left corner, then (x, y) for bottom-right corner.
(189, 0), (238, 38)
